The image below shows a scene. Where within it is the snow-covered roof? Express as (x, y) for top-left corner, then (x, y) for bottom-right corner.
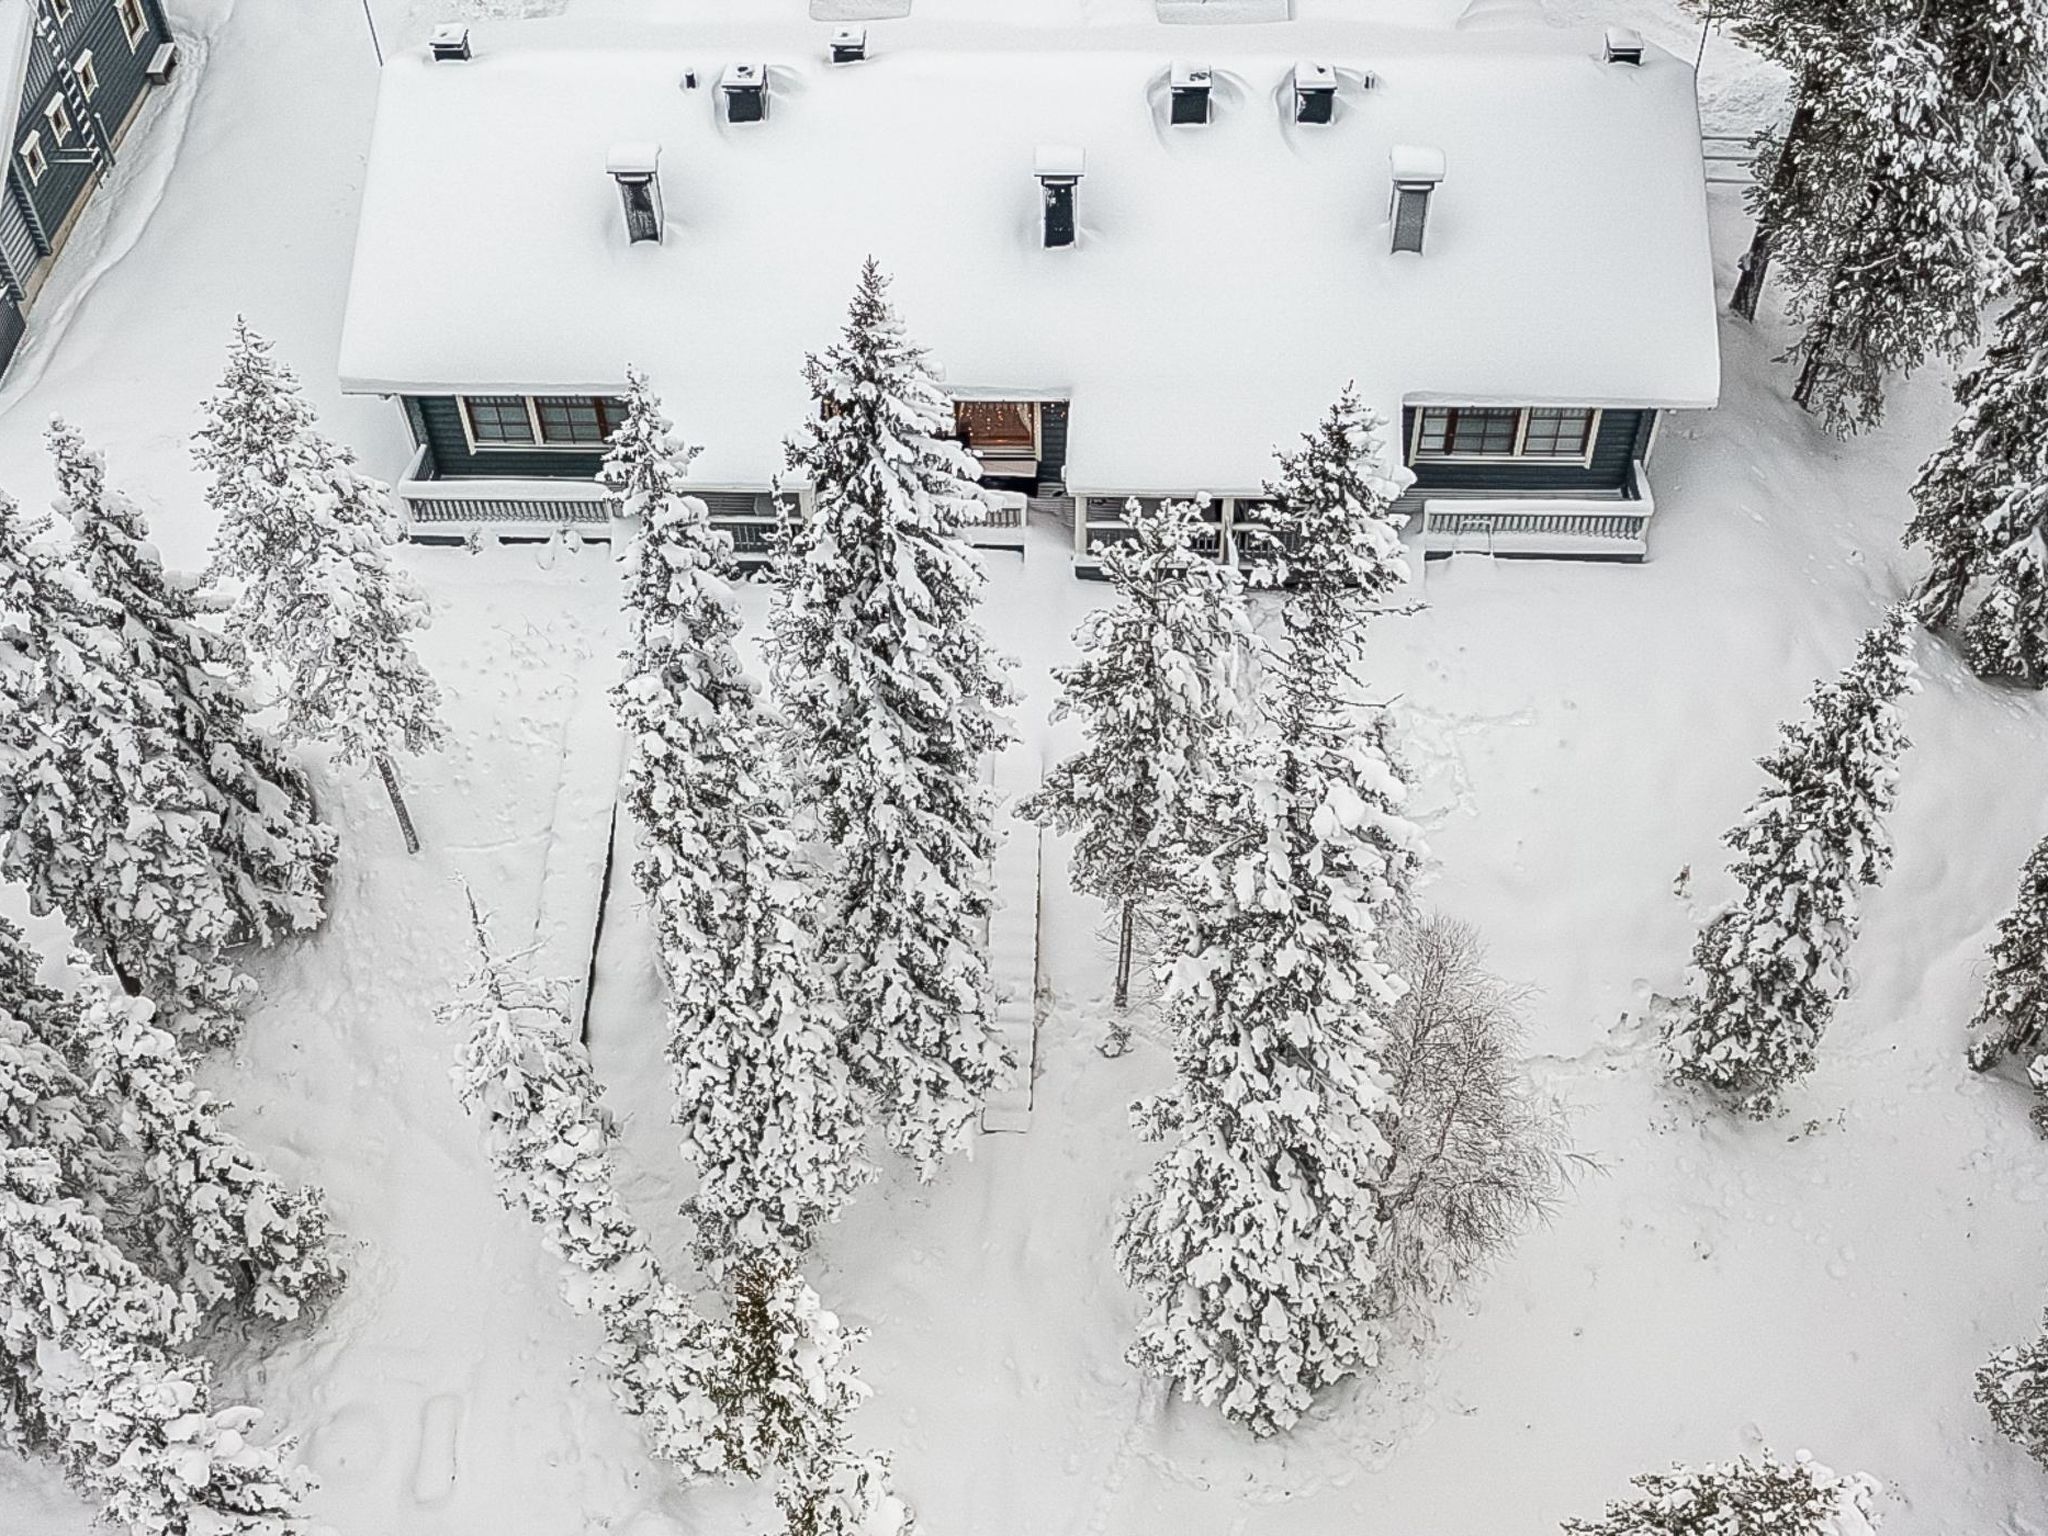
(0, 2), (39, 144)
(337, 18), (1720, 494)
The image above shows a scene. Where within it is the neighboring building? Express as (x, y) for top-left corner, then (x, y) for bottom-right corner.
(338, 17), (1718, 568)
(0, 0), (174, 373)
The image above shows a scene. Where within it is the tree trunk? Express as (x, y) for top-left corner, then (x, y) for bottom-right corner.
(1113, 899), (1135, 1010)
(1732, 91), (1818, 323)
(377, 753), (422, 856)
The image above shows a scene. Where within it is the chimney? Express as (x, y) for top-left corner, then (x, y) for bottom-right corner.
(1169, 62), (1212, 125)
(1293, 61), (1336, 123)
(607, 143), (664, 245)
(429, 23), (471, 62)
(1035, 145), (1085, 249)
(831, 27), (868, 64)
(1389, 145), (1445, 254)
(1604, 26), (1645, 64)
(721, 63), (768, 122)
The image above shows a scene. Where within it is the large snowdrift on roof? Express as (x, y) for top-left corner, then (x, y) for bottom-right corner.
(338, 17), (1718, 492)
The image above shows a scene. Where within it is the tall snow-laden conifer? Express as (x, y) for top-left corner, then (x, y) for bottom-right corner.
(771, 260), (1014, 1179)
(607, 372), (868, 1270)
(0, 489), (247, 1043)
(1021, 498), (1253, 1026)
(1563, 1449), (1881, 1536)
(51, 419), (336, 945)
(1252, 384), (1414, 619)
(1665, 612), (1916, 1114)
(1116, 405), (1425, 1434)
(447, 898), (738, 1480)
(69, 978), (341, 1324)
(194, 321), (444, 853)
(1905, 225), (2048, 633)
(1965, 835), (2048, 1122)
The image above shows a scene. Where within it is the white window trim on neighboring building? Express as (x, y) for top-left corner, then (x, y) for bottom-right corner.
(73, 50), (98, 98)
(1408, 405), (1604, 467)
(50, 0), (74, 24)
(44, 97), (71, 142)
(456, 394), (625, 453)
(118, 0), (148, 47)
(18, 130), (45, 185)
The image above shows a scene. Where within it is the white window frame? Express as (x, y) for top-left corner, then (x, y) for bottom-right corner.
(458, 395), (621, 454)
(51, 0), (74, 24)
(72, 50), (98, 98)
(118, 0), (148, 47)
(17, 130), (45, 185)
(1407, 405), (1603, 468)
(43, 97), (71, 143)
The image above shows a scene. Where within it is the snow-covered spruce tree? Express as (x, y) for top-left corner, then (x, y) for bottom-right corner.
(727, 1259), (913, 1536)
(69, 975), (340, 1324)
(1721, 0), (2041, 357)
(1250, 383), (1413, 618)
(1021, 497), (1254, 1028)
(1115, 500), (1424, 1436)
(771, 260), (1014, 1179)
(1965, 834), (2048, 1116)
(193, 320), (444, 854)
(0, 491), (249, 1043)
(52, 419), (336, 942)
(608, 373), (869, 1271)
(1375, 916), (1571, 1316)
(0, 1139), (310, 1534)
(446, 897), (737, 1479)
(1904, 223), (2048, 632)
(1665, 612), (1916, 1115)
(1980, 1312), (2048, 1466)
(1963, 518), (2048, 686)
(1562, 1449), (1881, 1536)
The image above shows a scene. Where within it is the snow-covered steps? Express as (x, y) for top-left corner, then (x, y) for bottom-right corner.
(981, 744), (1045, 1134)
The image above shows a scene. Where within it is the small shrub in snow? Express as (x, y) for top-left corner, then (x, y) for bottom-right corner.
(771, 260), (1014, 1180)
(1979, 1313), (2048, 1466)
(69, 976), (341, 1324)
(52, 419), (336, 950)
(607, 373), (868, 1271)
(0, 490), (248, 1043)
(1665, 612), (1916, 1115)
(1376, 916), (1573, 1315)
(194, 320), (444, 853)
(1022, 497), (1254, 1024)
(1965, 834), (2048, 1126)
(446, 898), (737, 1479)
(1562, 1448), (1880, 1536)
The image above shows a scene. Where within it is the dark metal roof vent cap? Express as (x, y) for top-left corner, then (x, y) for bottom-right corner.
(831, 27), (868, 64)
(1294, 61), (1336, 123)
(1035, 144), (1085, 249)
(1604, 26), (1646, 64)
(1389, 144), (1446, 255)
(430, 24), (471, 62)
(608, 142), (665, 245)
(722, 63), (768, 122)
(1170, 62), (1212, 125)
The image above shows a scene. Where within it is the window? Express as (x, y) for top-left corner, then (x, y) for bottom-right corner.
(44, 98), (71, 143)
(51, 0), (73, 22)
(533, 395), (624, 446)
(955, 400), (1036, 450)
(17, 131), (44, 185)
(72, 51), (98, 98)
(118, 0), (148, 46)
(1411, 406), (1599, 462)
(460, 395), (626, 450)
(461, 396), (536, 445)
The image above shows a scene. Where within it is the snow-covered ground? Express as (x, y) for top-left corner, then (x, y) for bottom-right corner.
(2, 2), (2045, 1534)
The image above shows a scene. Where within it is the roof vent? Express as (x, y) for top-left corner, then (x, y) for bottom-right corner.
(831, 27), (868, 64)
(607, 143), (664, 245)
(1389, 145), (1445, 255)
(1604, 26), (1645, 64)
(721, 63), (768, 122)
(1035, 144), (1085, 249)
(1170, 62), (1212, 125)
(1294, 61), (1336, 123)
(429, 24), (471, 62)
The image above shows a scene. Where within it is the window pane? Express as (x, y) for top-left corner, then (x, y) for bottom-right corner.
(1451, 408), (1517, 455)
(535, 396), (606, 445)
(1415, 408), (1450, 455)
(466, 396), (534, 444)
(1522, 408), (1592, 457)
